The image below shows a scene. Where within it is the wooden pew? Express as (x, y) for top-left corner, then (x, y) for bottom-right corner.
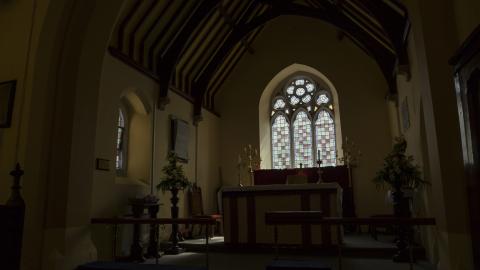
(0, 164), (25, 270)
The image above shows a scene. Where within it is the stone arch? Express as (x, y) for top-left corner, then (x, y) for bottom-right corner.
(22, 0), (127, 269)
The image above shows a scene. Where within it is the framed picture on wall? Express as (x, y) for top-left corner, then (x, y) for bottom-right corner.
(170, 116), (189, 163)
(0, 80), (16, 128)
(401, 97), (410, 131)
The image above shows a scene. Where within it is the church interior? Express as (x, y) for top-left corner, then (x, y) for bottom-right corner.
(0, 0), (479, 269)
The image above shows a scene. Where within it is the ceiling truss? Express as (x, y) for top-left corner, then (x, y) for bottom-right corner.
(109, 0), (411, 120)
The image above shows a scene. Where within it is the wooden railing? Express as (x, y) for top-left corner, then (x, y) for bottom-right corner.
(91, 217), (217, 267)
(0, 164), (25, 270)
(265, 211), (436, 270)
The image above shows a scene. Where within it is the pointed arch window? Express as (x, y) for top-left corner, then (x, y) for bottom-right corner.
(270, 76), (338, 168)
(116, 107), (128, 175)
(293, 111), (313, 168)
(271, 113), (291, 169)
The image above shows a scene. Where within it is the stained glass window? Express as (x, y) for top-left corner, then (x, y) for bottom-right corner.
(271, 76), (339, 168)
(273, 98), (286, 110)
(116, 108), (127, 175)
(293, 111), (313, 168)
(317, 94), (329, 105)
(290, 96), (300, 105)
(272, 114), (291, 169)
(315, 110), (336, 167)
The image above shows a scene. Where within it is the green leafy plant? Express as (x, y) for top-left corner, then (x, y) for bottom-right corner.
(373, 136), (429, 190)
(156, 152), (192, 192)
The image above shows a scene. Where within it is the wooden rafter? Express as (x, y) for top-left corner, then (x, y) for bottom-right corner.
(193, 5), (278, 117)
(155, 0), (219, 108)
(147, 1), (186, 70)
(117, 0), (142, 52)
(109, 0), (410, 115)
(219, 1), (255, 54)
(137, 0), (173, 64)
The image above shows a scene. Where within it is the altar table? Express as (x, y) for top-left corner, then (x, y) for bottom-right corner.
(221, 183), (342, 247)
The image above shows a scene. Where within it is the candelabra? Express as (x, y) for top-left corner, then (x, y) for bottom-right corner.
(237, 144), (261, 186)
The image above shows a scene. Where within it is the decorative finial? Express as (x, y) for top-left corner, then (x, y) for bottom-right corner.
(7, 163), (25, 207)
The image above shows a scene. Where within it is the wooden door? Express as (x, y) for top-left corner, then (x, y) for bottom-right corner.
(451, 26), (480, 269)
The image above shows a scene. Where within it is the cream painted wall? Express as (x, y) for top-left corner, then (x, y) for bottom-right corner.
(217, 16), (394, 218)
(0, 0), (37, 201)
(91, 54), (221, 259)
(397, 0), (478, 268)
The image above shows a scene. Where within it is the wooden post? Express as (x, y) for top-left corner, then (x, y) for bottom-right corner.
(7, 163), (25, 207)
(205, 224), (210, 270)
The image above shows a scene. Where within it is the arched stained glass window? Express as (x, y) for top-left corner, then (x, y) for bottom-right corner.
(271, 114), (291, 169)
(293, 111), (313, 168)
(270, 76), (338, 168)
(315, 110), (336, 166)
(116, 108), (128, 175)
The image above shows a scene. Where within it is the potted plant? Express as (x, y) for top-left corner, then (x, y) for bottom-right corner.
(373, 136), (428, 211)
(157, 152), (192, 254)
(373, 136), (429, 262)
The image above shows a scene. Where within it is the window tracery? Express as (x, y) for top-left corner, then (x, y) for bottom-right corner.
(271, 76), (337, 169)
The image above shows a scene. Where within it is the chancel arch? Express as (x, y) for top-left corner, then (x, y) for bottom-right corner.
(259, 64), (343, 169)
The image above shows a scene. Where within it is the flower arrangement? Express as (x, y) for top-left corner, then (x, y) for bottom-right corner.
(373, 136), (428, 190)
(156, 152), (192, 192)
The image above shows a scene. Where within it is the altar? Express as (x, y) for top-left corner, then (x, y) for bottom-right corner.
(221, 183), (342, 247)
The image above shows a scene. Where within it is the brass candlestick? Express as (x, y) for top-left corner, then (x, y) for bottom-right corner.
(237, 154), (244, 187)
(316, 158), (323, 183)
(237, 144), (262, 186)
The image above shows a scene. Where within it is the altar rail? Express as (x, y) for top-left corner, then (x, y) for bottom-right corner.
(91, 217), (217, 266)
(0, 164), (25, 270)
(265, 212), (436, 270)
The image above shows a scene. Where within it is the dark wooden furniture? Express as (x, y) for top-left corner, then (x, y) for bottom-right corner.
(0, 164), (25, 270)
(187, 186), (222, 238)
(368, 214), (395, 240)
(265, 212), (436, 270)
(91, 217), (217, 267)
(451, 24), (480, 270)
(265, 211), (331, 270)
(222, 184), (341, 247)
(253, 166), (356, 219)
(78, 261), (206, 270)
(266, 260), (331, 270)
(128, 198), (160, 261)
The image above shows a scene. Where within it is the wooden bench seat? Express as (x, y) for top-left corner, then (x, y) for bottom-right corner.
(266, 260), (331, 270)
